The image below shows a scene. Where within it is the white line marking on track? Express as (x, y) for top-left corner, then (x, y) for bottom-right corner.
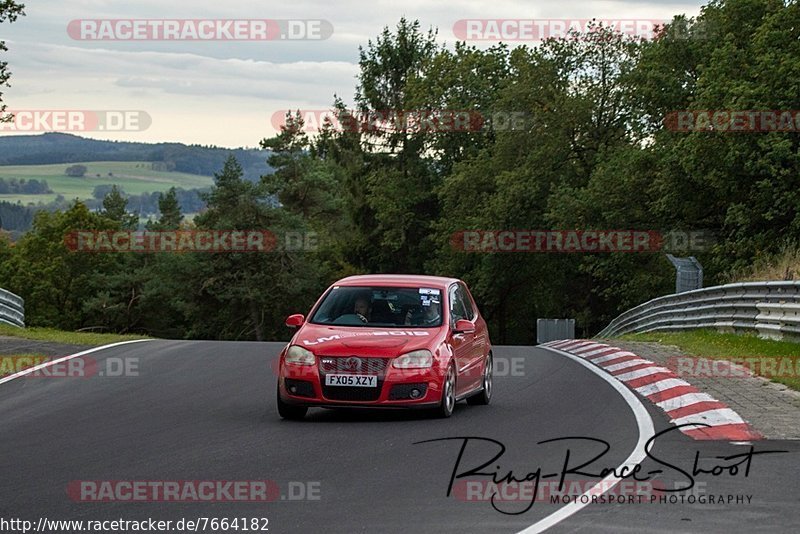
(591, 351), (636, 364)
(655, 393), (716, 411)
(519, 346), (655, 533)
(574, 346), (616, 357)
(571, 343), (608, 354)
(634, 378), (691, 397)
(671, 408), (745, 427)
(603, 359), (654, 372)
(553, 340), (592, 351)
(615, 366), (672, 382)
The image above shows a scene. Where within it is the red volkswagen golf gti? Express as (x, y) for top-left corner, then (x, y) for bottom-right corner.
(276, 275), (493, 419)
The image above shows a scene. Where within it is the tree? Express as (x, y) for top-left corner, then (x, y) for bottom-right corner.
(3, 201), (121, 329)
(190, 155), (323, 341)
(342, 19), (442, 273)
(356, 18), (439, 155)
(632, 0), (800, 275)
(65, 164), (88, 177)
(101, 185), (138, 229)
(405, 42), (511, 174)
(147, 187), (183, 230)
(428, 24), (646, 340)
(0, 1), (24, 122)
(92, 184), (115, 199)
(261, 112), (342, 222)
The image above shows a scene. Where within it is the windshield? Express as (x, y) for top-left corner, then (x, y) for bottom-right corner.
(310, 286), (444, 327)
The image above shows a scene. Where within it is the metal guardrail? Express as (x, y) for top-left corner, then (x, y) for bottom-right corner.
(598, 281), (800, 340)
(0, 288), (25, 328)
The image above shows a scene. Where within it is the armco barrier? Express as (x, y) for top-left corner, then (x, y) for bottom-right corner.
(0, 288), (25, 327)
(598, 281), (800, 341)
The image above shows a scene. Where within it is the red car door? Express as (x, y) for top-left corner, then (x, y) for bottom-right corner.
(460, 282), (488, 373)
(448, 283), (483, 394)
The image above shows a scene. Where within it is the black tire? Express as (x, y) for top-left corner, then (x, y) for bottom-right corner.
(467, 352), (493, 406)
(434, 363), (457, 418)
(277, 383), (308, 420)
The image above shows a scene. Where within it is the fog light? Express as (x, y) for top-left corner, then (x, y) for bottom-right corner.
(289, 386), (297, 394)
(410, 388), (421, 399)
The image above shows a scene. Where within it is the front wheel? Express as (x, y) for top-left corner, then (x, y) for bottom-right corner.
(433, 364), (457, 418)
(277, 383), (308, 420)
(467, 353), (492, 406)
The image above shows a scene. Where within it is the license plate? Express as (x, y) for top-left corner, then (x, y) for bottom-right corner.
(325, 374), (377, 387)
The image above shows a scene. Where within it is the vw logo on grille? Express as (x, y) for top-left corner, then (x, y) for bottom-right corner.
(344, 357), (362, 371)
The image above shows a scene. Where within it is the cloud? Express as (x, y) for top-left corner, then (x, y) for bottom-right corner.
(0, 0), (706, 146)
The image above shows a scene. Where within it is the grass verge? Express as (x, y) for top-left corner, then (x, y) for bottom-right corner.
(0, 353), (48, 377)
(0, 323), (148, 346)
(619, 329), (800, 391)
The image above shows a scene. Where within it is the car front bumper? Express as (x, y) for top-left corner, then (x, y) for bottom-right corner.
(278, 361), (445, 408)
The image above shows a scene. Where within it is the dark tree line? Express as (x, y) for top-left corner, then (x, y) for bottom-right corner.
(99, 187), (207, 217)
(0, 133), (274, 181)
(0, 201), (33, 232)
(0, 178), (51, 194)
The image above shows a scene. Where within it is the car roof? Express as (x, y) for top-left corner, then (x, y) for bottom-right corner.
(335, 274), (461, 289)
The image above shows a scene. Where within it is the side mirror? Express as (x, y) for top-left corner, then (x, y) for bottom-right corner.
(454, 319), (475, 334)
(285, 314), (305, 328)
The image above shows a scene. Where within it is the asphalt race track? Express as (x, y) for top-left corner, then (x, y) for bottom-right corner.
(1, 341), (798, 533)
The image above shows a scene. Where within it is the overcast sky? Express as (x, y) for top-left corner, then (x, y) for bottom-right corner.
(1, 0), (705, 148)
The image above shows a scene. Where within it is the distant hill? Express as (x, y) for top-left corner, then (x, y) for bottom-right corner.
(0, 133), (273, 181)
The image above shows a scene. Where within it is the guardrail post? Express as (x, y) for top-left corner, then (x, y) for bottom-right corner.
(666, 254), (703, 293)
(537, 318), (575, 344)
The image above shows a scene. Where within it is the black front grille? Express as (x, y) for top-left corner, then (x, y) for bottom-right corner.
(389, 383), (428, 400)
(284, 379), (315, 398)
(322, 381), (383, 401)
(318, 356), (389, 376)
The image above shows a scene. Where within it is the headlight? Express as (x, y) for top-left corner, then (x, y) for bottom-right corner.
(285, 345), (315, 366)
(392, 349), (433, 369)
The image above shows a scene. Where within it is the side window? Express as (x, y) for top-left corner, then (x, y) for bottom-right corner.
(458, 284), (475, 321)
(449, 285), (468, 323)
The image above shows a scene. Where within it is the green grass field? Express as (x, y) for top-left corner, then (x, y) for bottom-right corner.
(0, 161), (214, 205)
(619, 329), (800, 391)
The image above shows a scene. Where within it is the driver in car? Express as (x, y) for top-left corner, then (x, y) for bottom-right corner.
(353, 296), (372, 323)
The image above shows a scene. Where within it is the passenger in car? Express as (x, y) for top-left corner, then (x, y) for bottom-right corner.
(405, 299), (441, 326)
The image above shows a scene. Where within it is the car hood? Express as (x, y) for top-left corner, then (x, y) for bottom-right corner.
(292, 323), (443, 357)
